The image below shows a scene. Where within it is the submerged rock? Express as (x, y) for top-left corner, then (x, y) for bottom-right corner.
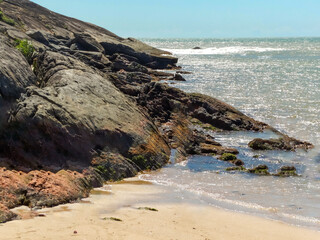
(248, 138), (285, 150)
(247, 165), (270, 175)
(218, 153), (244, 166)
(176, 70), (192, 74)
(200, 143), (239, 155)
(173, 73), (186, 81)
(274, 166), (298, 177)
(248, 137), (313, 151)
(226, 166), (246, 171)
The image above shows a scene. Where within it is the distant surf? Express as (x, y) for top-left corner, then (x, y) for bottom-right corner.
(162, 46), (286, 55)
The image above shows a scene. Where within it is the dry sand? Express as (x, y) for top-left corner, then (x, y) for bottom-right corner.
(0, 178), (319, 240)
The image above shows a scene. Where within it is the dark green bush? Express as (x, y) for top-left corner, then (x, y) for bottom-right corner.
(15, 39), (35, 63)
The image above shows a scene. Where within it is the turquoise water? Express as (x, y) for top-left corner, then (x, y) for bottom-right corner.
(140, 38), (320, 230)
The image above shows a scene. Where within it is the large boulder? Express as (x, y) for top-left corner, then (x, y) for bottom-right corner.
(1, 51), (170, 171)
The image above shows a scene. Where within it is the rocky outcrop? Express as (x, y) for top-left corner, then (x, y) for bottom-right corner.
(137, 82), (268, 131)
(1, 50), (170, 172)
(0, 0), (313, 222)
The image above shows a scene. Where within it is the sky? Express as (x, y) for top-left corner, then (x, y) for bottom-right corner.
(31, 0), (320, 38)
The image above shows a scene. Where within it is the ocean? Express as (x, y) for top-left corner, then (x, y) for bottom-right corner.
(139, 38), (320, 230)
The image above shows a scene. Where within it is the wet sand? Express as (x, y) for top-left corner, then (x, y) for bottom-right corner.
(0, 178), (319, 240)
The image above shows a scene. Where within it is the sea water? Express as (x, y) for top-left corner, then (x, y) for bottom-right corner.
(139, 38), (320, 230)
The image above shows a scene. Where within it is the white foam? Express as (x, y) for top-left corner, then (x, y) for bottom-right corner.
(281, 213), (320, 225)
(162, 46), (286, 55)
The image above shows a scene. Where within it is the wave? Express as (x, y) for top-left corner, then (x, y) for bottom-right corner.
(162, 46), (286, 55)
(138, 173), (320, 229)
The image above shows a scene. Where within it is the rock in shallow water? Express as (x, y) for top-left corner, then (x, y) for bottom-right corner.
(248, 137), (313, 151)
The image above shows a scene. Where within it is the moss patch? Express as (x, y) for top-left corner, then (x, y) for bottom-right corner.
(190, 118), (218, 131)
(219, 153), (237, 161)
(248, 165), (270, 175)
(0, 9), (15, 26)
(273, 166), (298, 177)
(226, 166), (246, 171)
(132, 155), (149, 170)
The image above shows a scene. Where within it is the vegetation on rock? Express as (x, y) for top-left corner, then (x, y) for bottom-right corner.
(248, 165), (270, 175)
(132, 155), (149, 170)
(226, 166), (246, 171)
(15, 39), (35, 63)
(274, 166), (298, 177)
(219, 153), (237, 161)
(0, 9), (15, 26)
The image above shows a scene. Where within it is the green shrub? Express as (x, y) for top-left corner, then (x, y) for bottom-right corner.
(15, 39), (35, 63)
(0, 9), (15, 26)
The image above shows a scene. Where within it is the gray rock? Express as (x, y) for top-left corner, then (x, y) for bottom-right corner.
(68, 33), (105, 53)
(3, 51), (170, 171)
(111, 54), (148, 73)
(0, 41), (36, 100)
(27, 30), (50, 46)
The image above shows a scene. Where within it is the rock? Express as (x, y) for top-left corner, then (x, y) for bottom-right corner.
(101, 38), (178, 69)
(138, 83), (267, 131)
(193, 47), (201, 49)
(232, 159), (245, 166)
(111, 54), (148, 73)
(200, 143), (239, 155)
(0, 41), (36, 100)
(248, 138), (285, 150)
(0, 204), (17, 223)
(149, 70), (174, 81)
(176, 70), (192, 74)
(27, 30), (50, 46)
(248, 137), (313, 151)
(218, 153), (244, 166)
(7, 29), (30, 41)
(226, 166), (246, 171)
(72, 50), (111, 71)
(67, 33), (105, 53)
(219, 153), (237, 161)
(117, 72), (152, 84)
(247, 165), (270, 175)
(1, 51), (170, 171)
(274, 166), (298, 177)
(173, 73), (186, 81)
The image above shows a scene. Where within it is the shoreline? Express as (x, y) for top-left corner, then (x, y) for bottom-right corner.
(1, 178), (319, 240)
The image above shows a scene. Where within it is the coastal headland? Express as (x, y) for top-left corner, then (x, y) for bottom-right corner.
(0, 0), (314, 229)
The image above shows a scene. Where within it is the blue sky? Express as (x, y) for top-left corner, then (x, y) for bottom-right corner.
(32, 0), (320, 38)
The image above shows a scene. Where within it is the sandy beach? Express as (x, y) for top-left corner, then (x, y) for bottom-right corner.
(0, 178), (319, 240)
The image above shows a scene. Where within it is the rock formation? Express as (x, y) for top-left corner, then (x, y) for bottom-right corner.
(0, 0), (313, 222)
